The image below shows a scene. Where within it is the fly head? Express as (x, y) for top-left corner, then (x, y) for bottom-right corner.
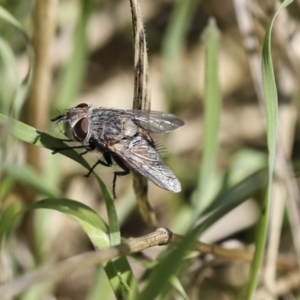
(51, 103), (91, 142)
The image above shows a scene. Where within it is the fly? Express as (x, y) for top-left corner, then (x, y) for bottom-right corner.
(51, 103), (184, 198)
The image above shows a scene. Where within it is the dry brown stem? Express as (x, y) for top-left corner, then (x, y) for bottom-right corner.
(129, 0), (157, 228)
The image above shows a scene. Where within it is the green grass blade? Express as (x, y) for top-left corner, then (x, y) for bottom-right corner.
(27, 199), (109, 248)
(0, 201), (23, 242)
(0, 198), (109, 249)
(0, 37), (18, 114)
(140, 168), (267, 300)
(0, 114), (139, 297)
(0, 5), (30, 42)
(54, 0), (91, 110)
(0, 113), (91, 169)
(246, 0), (294, 298)
(0, 176), (15, 204)
(0, 5), (34, 116)
(36, 195), (138, 299)
(1, 199), (122, 297)
(168, 276), (189, 300)
(202, 168), (267, 216)
(194, 18), (221, 216)
(0, 198), (132, 298)
(162, 0), (201, 87)
(87, 267), (114, 300)
(4, 165), (60, 198)
(93, 175), (140, 299)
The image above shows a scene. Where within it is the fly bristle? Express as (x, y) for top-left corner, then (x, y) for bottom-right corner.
(50, 107), (64, 121)
(153, 141), (166, 154)
(51, 119), (64, 131)
(51, 108), (65, 130)
(58, 126), (65, 136)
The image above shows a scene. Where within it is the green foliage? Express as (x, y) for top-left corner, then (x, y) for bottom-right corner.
(246, 0), (294, 298)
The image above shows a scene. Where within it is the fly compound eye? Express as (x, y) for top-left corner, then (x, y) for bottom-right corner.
(73, 118), (89, 141)
(76, 103), (88, 108)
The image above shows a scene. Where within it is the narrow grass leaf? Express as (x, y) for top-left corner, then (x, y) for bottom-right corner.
(0, 176), (15, 204)
(0, 6), (30, 41)
(4, 165), (60, 198)
(0, 37), (18, 114)
(19, 284), (49, 300)
(0, 6), (34, 116)
(93, 175), (139, 299)
(54, 0), (91, 110)
(162, 0), (201, 88)
(246, 0), (294, 298)
(2, 199), (124, 298)
(0, 201), (23, 242)
(0, 113), (91, 169)
(0, 114), (139, 298)
(87, 267), (114, 300)
(202, 169), (267, 217)
(27, 199), (109, 248)
(194, 18), (221, 216)
(168, 276), (189, 300)
(140, 168), (267, 300)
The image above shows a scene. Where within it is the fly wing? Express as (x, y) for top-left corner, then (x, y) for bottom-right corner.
(109, 135), (181, 193)
(123, 110), (184, 134)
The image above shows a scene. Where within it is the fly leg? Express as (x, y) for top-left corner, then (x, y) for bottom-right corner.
(85, 152), (113, 177)
(79, 149), (90, 156)
(112, 156), (130, 199)
(52, 141), (96, 155)
(55, 138), (73, 142)
(52, 145), (89, 154)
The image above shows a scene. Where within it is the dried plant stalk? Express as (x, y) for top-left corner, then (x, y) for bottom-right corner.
(26, 0), (58, 169)
(0, 228), (172, 299)
(20, 0), (58, 248)
(129, 0), (157, 228)
(1, 228), (296, 299)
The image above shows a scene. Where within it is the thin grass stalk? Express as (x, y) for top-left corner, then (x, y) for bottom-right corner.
(233, 0), (300, 293)
(129, 0), (157, 228)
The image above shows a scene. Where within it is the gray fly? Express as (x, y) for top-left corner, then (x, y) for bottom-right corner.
(51, 103), (184, 198)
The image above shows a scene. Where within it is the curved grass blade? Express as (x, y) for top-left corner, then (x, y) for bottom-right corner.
(140, 169), (267, 299)
(0, 201), (23, 242)
(4, 165), (60, 198)
(0, 113), (91, 169)
(168, 276), (189, 300)
(203, 168), (267, 216)
(0, 198), (109, 250)
(0, 199), (119, 297)
(0, 6), (34, 117)
(53, 0), (91, 110)
(0, 176), (15, 204)
(93, 175), (139, 299)
(27, 199), (109, 248)
(87, 267), (114, 300)
(0, 37), (18, 114)
(246, 0), (294, 298)
(0, 114), (139, 297)
(162, 0), (201, 90)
